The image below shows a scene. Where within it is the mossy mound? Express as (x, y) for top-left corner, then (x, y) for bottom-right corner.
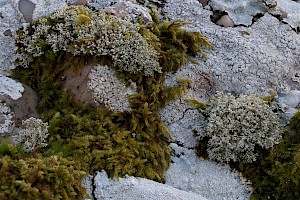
(0, 144), (87, 200)
(12, 5), (211, 183)
(233, 115), (300, 199)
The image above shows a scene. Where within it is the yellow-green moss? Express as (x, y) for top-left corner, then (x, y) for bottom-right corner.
(184, 98), (209, 110)
(0, 146), (87, 200)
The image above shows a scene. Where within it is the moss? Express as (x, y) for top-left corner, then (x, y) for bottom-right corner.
(289, 109), (300, 143)
(242, 133), (300, 200)
(12, 5), (210, 183)
(139, 7), (212, 73)
(0, 146), (87, 200)
(230, 117), (300, 200)
(0, 141), (10, 157)
(262, 92), (277, 103)
(184, 98), (209, 110)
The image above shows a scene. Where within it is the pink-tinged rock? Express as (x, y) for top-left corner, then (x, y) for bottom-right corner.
(216, 15), (234, 27)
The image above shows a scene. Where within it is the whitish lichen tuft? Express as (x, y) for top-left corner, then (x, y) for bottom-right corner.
(0, 102), (14, 136)
(13, 117), (49, 152)
(196, 92), (283, 163)
(15, 6), (161, 76)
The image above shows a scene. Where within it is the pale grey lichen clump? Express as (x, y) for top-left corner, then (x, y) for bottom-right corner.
(88, 65), (135, 112)
(12, 117), (49, 152)
(15, 6), (161, 76)
(196, 92), (283, 163)
(0, 102), (15, 136)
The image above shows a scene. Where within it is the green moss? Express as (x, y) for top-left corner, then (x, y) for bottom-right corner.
(184, 98), (209, 110)
(139, 7), (212, 73)
(0, 141), (10, 157)
(289, 109), (300, 143)
(231, 132), (300, 200)
(12, 5), (210, 183)
(0, 146), (87, 200)
(262, 92), (277, 103)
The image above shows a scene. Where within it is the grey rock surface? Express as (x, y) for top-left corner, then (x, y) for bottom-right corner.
(208, 0), (268, 26)
(276, 0), (300, 30)
(160, 63), (214, 148)
(104, 1), (153, 23)
(18, 0), (35, 23)
(93, 171), (208, 200)
(278, 90), (300, 108)
(0, 0), (22, 72)
(30, 0), (68, 21)
(164, 0), (300, 96)
(165, 143), (252, 200)
(88, 0), (137, 10)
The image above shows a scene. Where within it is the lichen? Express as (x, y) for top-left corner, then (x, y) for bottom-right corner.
(88, 64), (135, 112)
(0, 102), (14, 136)
(15, 6), (161, 76)
(12, 117), (49, 153)
(195, 92), (283, 163)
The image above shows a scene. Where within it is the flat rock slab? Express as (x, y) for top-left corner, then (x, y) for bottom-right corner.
(91, 171), (208, 200)
(165, 144), (252, 200)
(164, 0), (300, 96)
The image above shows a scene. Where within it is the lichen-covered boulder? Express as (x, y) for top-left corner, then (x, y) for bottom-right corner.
(91, 171), (208, 200)
(0, 0), (23, 71)
(165, 0), (300, 95)
(160, 63), (215, 148)
(88, 64), (136, 112)
(165, 143), (252, 200)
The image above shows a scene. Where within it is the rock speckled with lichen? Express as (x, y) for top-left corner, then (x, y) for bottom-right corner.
(269, 0), (300, 32)
(165, 143), (252, 200)
(208, 0), (268, 26)
(88, 64), (136, 112)
(0, 0), (22, 72)
(0, 75), (24, 100)
(92, 171), (208, 200)
(160, 63), (214, 148)
(164, 0), (300, 95)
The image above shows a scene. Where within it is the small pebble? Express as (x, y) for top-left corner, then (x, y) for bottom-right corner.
(3, 29), (12, 37)
(216, 15), (234, 27)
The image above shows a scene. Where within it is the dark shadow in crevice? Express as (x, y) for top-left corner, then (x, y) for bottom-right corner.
(251, 13), (265, 25)
(210, 10), (227, 24)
